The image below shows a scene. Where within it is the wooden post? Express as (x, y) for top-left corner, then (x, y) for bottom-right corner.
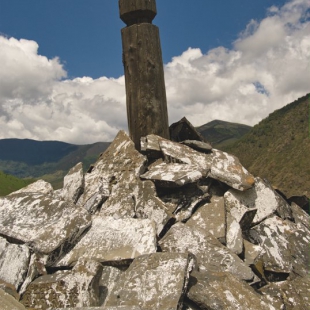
(119, 0), (169, 150)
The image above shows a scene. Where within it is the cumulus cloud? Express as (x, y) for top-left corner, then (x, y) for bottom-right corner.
(165, 0), (310, 127)
(0, 0), (309, 144)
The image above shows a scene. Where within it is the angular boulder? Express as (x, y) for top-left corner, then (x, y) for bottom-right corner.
(0, 237), (31, 291)
(186, 196), (226, 240)
(208, 149), (255, 191)
(0, 288), (26, 310)
(187, 270), (278, 310)
(9, 179), (53, 196)
(58, 217), (157, 267)
(104, 252), (194, 310)
(63, 162), (84, 203)
(225, 177), (291, 225)
(0, 193), (91, 266)
(77, 131), (147, 213)
(159, 222), (254, 281)
(21, 260), (102, 309)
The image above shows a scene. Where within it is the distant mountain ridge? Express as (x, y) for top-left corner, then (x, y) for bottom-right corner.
(196, 119), (252, 148)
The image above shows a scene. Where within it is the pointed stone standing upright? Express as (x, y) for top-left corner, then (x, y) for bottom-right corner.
(119, 0), (170, 150)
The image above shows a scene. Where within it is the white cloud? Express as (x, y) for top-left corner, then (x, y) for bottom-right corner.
(0, 0), (309, 144)
(165, 0), (310, 127)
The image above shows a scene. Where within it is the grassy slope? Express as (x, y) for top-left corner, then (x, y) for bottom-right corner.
(196, 120), (252, 149)
(224, 94), (310, 198)
(0, 171), (34, 196)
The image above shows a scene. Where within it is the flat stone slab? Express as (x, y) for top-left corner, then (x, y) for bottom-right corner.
(0, 237), (31, 291)
(0, 193), (91, 265)
(185, 196), (226, 240)
(58, 217), (157, 267)
(226, 213), (243, 255)
(77, 131), (147, 213)
(225, 177), (291, 225)
(21, 260), (102, 309)
(180, 140), (212, 153)
(104, 252), (193, 310)
(0, 288), (26, 310)
(250, 215), (310, 274)
(159, 222), (254, 281)
(208, 149), (255, 191)
(187, 270), (277, 310)
(141, 162), (204, 187)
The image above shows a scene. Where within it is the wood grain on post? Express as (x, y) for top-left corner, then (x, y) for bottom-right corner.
(119, 0), (170, 150)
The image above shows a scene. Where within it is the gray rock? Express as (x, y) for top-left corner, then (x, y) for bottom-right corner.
(259, 276), (310, 309)
(0, 288), (27, 310)
(9, 179), (53, 196)
(63, 162), (84, 203)
(208, 149), (255, 191)
(180, 140), (212, 153)
(21, 260), (102, 309)
(226, 213), (243, 255)
(99, 266), (124, 306)
(186, 196), (226, 240)
(0, 193), (91, 266)
(250, 215), (310, 275)
(243, 240), (265, 266)
(77, 131), (147, 214)
(159, 222), (254, 281)
(225, 177), (291, 225)
(104, 252), (194, 310)
(100, 174), (172, 236)
(58, 217), (157, 267)
(187, 270), (277, 310)
(141, 162), (205, 187)
(0, 237), (30, 291)
(290, 202), (310, 230)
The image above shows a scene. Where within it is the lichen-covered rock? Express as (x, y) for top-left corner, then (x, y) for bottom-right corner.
(243, 240), (265, 266)
(186, 196), (226, 240)
(250, 215), (310, 275)
(104, 252), (194, 310)
(141, 162), (204, 187)
(290, 202), (310, 230)
(159, 222), (254, 281)
(21, 260), (102, 309)
(187, 270), (278, 310)
(99, 266), (124, 306)
(58, 217), (157, 267)
(9, 179), (53, 196)
(77, 131), (147, 213)
(208, 149), (255, 191)
(0, 288), (27, 310)
(180, 140), (212, 153)
(0, 237), (31, 291)
(0, 193), (91, 265)
(259, 276), (310, 309)
(225, 177), (291, 225)
(100, 174), (172, 235)
(63, 162), (84, 203)
(226, 213), (243, 255)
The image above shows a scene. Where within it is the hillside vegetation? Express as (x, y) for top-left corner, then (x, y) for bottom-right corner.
(196, 120), (252, 148)
(224, 94), (309, 198)
(0, 140), (110, 190)
(0, 171), (34, 196)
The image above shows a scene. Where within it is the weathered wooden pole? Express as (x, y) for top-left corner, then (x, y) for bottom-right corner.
(119, 0), (170, 150)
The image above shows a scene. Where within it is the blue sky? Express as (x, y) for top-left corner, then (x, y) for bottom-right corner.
(1, 0), (289, 78)
(0, 0), (309, 143)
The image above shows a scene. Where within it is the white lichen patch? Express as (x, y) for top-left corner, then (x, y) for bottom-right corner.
(58, 216), (157, 266)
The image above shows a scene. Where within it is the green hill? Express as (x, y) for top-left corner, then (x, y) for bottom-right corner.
(0, 171), (34, 196)
(196, 120), (252, 148)
(224, 94), (310, 198)
(0, 140), (110, 190)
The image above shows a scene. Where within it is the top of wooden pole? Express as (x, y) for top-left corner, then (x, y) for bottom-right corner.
(119, 0), (157, 26)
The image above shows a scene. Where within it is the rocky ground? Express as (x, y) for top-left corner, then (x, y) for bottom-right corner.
(0, 120), (309, 310)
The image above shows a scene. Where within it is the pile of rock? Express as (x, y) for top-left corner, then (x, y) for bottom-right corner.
(0, 124), (309, 309)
